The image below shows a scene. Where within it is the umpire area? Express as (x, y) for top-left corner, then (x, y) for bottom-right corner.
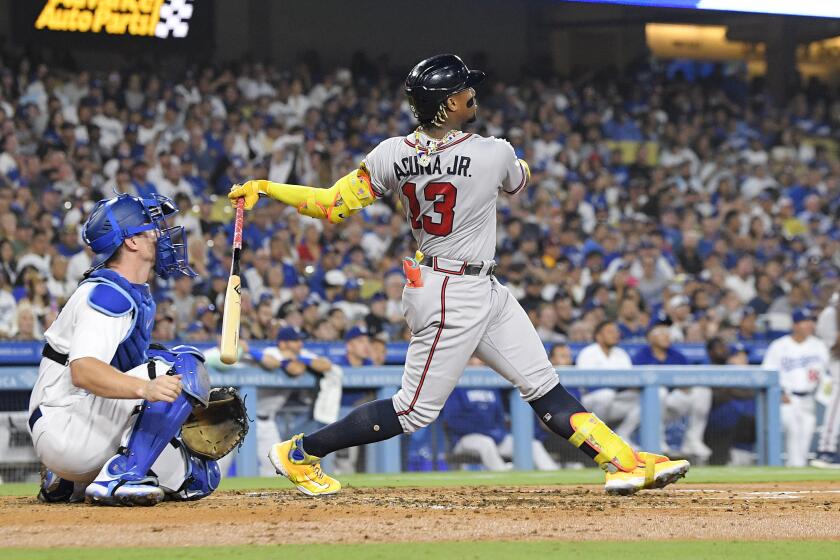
(2, 480), (840, 546)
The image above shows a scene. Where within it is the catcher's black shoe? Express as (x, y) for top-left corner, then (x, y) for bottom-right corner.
(38, 465), (85, 504)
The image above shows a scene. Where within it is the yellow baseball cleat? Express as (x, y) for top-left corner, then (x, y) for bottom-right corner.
(268, 433), (341, 496)
(603, 452), (690, 496)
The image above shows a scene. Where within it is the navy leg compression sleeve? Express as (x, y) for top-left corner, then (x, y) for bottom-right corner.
(302, 399), (403, 458)
(529, 383), (599, 460)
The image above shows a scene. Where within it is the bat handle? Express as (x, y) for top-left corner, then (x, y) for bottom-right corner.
(232, 197), (245, 250)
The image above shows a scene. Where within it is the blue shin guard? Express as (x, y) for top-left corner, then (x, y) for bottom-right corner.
(169, 449), (221, 501)
(86, 395), (194, 506)
(86, 350), (210, 506)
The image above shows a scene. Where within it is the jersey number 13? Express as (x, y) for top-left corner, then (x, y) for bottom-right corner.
(401, 182), (457, 236)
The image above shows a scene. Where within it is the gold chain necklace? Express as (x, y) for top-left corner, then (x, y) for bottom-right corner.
(414, 127), (460, 166)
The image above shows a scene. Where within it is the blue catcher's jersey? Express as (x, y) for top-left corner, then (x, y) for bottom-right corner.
(81, 269), (156, 371)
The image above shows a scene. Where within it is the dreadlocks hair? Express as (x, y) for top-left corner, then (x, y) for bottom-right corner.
(411, 99), (450, 128)
(431, 102), (449, 127)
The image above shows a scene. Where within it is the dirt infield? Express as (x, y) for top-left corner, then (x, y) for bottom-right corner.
(2, 481), (840, 547)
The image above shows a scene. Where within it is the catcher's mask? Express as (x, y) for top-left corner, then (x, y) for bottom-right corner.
(83, 193), (197, 279)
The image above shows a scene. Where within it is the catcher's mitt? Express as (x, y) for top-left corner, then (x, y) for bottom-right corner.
(181, 387), (249, 460)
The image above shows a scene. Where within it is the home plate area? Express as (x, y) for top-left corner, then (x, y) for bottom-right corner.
(1, 481), (839, 547)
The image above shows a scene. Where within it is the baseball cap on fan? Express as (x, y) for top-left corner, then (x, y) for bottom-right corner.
(300, 298), (320, 312)
(647, 309), (673, 333)
(345, 326), (369, 342)
(730, 342), (748, 356)
(276, 326), (304, 342)
(792, 307), (814, 323)
(369, 292), (386, 303)
(196, 304), (216, 317)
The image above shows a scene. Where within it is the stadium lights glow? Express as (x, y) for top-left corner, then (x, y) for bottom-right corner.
(562, 0), (840, 19)
(697, 0), (840, 18)
(646, 22), (840, 64)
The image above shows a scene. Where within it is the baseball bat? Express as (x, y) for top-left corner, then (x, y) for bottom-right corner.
(220, 197), (245, 364)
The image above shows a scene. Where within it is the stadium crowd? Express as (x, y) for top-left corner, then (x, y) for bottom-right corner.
(2, 55), (840, 347)
(2, 53), (840, 467)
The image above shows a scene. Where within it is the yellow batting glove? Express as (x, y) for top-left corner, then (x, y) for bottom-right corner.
(228, 181), (266, 210)
(230, 169), (376, 223)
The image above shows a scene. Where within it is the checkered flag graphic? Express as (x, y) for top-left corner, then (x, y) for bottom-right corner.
(154, 0), (194, 39)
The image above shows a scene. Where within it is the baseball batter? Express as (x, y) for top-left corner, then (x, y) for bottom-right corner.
(28, 193), (221, 506)
(762, 307), (829, 467)
(229, 54), (689, 496)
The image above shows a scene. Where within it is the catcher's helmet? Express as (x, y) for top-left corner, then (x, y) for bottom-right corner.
(404, 54), (485, 123)
(83, 193), (196, 279)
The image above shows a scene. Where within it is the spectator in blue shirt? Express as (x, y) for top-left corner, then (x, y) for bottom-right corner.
(635, 320), (712, 462)
(633, 320), (689, 366)
(736, 306), (764, 342)
(129, 160), (157, 198)
(704, 339), (757, 466)
(747, 273), (780, 315)
(617, 296), (649, 343)
(55, 225), (83, 258)
(335, 325), (373, 367)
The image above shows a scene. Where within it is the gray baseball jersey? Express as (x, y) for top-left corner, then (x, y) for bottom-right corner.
(363, 132), (528, 262)
(362, 131), (557, 433)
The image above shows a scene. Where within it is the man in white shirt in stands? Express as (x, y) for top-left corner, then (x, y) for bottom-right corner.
(724, 255), (757, 304)
(16, 228), (51, 277)
(576, 320), (640, 442)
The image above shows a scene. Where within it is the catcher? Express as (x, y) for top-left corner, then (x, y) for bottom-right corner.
(27, 193), (247, 506)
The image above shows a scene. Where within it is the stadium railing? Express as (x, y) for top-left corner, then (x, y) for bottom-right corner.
(0, 364), (782, 476)
(0, 341), (772, 366)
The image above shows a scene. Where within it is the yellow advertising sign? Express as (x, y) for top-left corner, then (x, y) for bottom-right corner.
(647, 23), (840, 67)
(34, 0), (193, 39)
(646, 24), (759, 61)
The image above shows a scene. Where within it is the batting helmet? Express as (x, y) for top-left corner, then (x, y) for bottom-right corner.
(83, 193), (196, 279)
(404, 54), (486, 124)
